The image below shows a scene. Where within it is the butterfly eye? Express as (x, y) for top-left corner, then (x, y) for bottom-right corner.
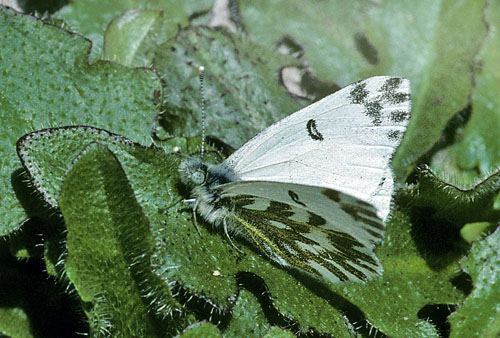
(192, 170), (206, 185)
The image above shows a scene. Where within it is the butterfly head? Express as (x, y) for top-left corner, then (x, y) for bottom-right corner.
(180, 157), (239, 190)
(179, 158), (208, 187)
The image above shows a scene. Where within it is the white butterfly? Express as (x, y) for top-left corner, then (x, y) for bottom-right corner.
(179, 76), (411, 283)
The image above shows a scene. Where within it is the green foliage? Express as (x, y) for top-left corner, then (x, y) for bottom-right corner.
(1, 1), (500, 337)
(263, 326), (295, 338)
(0, 7), (162, 236)
(400, 166), (500, 226)
(443, 0), (500, 180)
(101, 9), (166, 67)
(54, 0), (213, 61)
(178, 321), (221, 338)
(449, 228), (500, 338)
(60, 142), (189, 336)
(0, 307), (32, 338)
(151, 25), (303, 148)
(223, 289), (271, 337)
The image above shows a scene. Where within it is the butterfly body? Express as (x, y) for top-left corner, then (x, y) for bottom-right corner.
(179, 76), (411, 284)
(179, 158), (237, 230)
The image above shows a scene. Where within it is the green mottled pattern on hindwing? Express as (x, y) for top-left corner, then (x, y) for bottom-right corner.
(215, 194), (379, 282)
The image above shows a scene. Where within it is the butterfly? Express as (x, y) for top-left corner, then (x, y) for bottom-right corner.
(179, 76), (411, 283)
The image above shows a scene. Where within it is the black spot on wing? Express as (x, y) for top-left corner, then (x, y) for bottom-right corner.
(387, 130), (403, 141)
(349, 82), (369, 104)
(377, 176), (386, 188)
(365, 227), (384, 239)
(340, 203), (384, 230)
(389, 92), (411, 105)
(340, 202), (378, 219)
(348, 77), (410, 128)
(222, 194), (255, 208)
(288, 190), (306, 207)
(286, 220), (312, 234)
(380, 78), (410, 104)
(266, 200), (294, 218)
(355, 199), (373, 208)
(306, 119), (324, 141)
(390, 110), (410, 123)
(365, 100), (383, 126)
(322, 188), (341, 202)
(381, 77), (402, 91)
(307, 211), (326, 226)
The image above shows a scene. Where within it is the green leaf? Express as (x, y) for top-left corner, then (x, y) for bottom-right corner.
(451, 1), (500, 177)
(178, 321), (221, 338)
(16, 125), (197, 274)
(426, 0), (500, 187)
(0, 7), (161, 236)
(399, 166), (500, 226)
(17, 127), (182, 208)
(223, 288), (271, 337)
(101, 9), (166, 67)
(449, 227), (500, 337)
(60, 142), (188, 336)
(263, 326), (296, 338)
(54, 0), (213, 60)
(460, 222), (498, 243)
(0, 307), (32, 338)
(239, 0), (370, 86)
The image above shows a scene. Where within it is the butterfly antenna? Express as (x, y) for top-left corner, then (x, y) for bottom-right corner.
(198, 66), (206, 160)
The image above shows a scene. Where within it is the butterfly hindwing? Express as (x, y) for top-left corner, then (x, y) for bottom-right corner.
(215, 180), (384, 283)
(224, 76), (410, 220)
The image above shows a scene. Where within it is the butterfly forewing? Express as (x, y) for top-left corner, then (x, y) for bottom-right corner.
(215, 180), (384, 283)
(224, 76), (410, 221)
